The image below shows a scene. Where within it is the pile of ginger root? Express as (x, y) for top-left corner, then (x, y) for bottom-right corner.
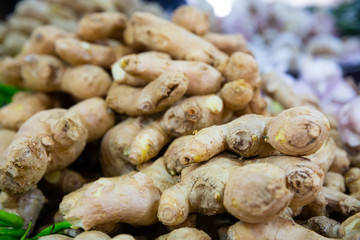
(0, 3), (360, 240)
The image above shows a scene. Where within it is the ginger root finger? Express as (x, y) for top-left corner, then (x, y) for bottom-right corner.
(100, 118), (148, 177)
(247, 156), (324, 207)
(0, 92), (54, 130)
(61, 65), (112, 100)
(118, 51), (223, 95)
(0, 129), (16, 154)
(164, 135), (193, 175)
(44, 168), (86, 194)
(219, 79), (253, 111)
(106, 71), (189, 116)
(124, 12), (228, 72)
(55, 37), (131, 67)
(0, 57), (23, 87)
(172, 6), (209, 36)
(162, 94), (224, 137)
(204, 33), (249, 56)
(224, 163), (293, 223)
(345, 168), (360, 200)
(76, 12), (127, 41)
(60, 158), (175, 230)
(324, 172), (345, 193)
(156, 227), (211, 240)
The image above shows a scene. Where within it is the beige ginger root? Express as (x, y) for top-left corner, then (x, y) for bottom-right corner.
(223, 163), (293, 223)
(172, 6), (209, 36)
(55, 37), (131, 67)
(321, 186), (360, 215)
(329, 147), (351, 174)
(0, 187), (46, 228)
(0, 92), (54, 130)
(0, 98), (114, 195)
(7, 16), (43, 35)
(245, 156), (324, 207)
(100, 117), (150, 177)
(118, 51), (223, 95)
(179, 106), (330, 165)
(339, 212), (360, 239)
(306, 137), (336, 173)
(345, 168), (360, 200)
(60, 157), (176, 230)
(128, 120), (172, 165)
(44, 168), (86, 194)
(21, 54), (112, 99)
(60, 64), (112, 100)
(204, 33), (250, 56)
(227, 217), (344, 240)
(0, 57), (23, 87)
(162, 94), (224, 137)
(21, 25), (69, 56)
(158, 155), (293, 226)
(156, 227), (211, 240)
(76, 12), (128, 41)
(324, 172), (345, 193)
(224, 52), (261, 88)
(124, 12), (228, 72)
(0, 129), (16, 154)
(302, 216), (340, 238)
(219, 79), (253, 111)
(106, 71), (189, 116)
(164, 135), (193, 175)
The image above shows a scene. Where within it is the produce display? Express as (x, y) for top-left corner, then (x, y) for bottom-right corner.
(0, 1), (359, 240)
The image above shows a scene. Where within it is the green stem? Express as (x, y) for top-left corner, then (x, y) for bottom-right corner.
(34, 221), (72, 238)
(0, 229), (26, 237)
(0, 236), (18, 240)
(20, 222), (32, 240)
(0, 211), (24, 229)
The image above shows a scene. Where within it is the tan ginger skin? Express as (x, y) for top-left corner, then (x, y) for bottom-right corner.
(106, 71), (189, 116)
(0, 129), (16, 154)
(204, 33), (250, 56)
(0, 92), (54, 130)
(76, 12), (128, 41)
(117, 51), (223, 96)
(172, 6), (209, 36)
(245, 156), (324, 207)
(219, 79), (253, 111)
(302, 216), (340, 238)
(44, 168), (86, 194)
(321, 186), (360, 215)
(21, 54), (112, 99)
(324, 172), (346, 193)
(306, 137), (337, 173)
(124, 12), (228, 73)
(55, 37), (132, 67)
(0, 57), (23, 87)
(39, 231), (135, 240)
(126, 94), (224, 166)
(339, 212), (360, 239)
(100, 118), (146, 177)
(329, 147), (351, 174)
(224, 52), (261, 88)
(60, 157), (176, 230)
(7, 16), (42, 36)
(111, 61), (147, 87)
(21, 25), (69, 56)
(345, 168), (360, 200)
(0, 98), (114, 195)
(164, 135), (193, 175)
(227, 217), (360, 240)
(156, 227), (211, 240)
(158, 154), (293, 226)
(0, 187), (46, 228)
(178, 106), (330, 165)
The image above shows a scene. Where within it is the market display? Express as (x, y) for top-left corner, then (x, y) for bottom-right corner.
(0, 1), (359, 240)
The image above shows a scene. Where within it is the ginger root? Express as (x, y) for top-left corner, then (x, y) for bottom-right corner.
(302, 216), (340, 238)
(44, 168), (86, 194)
(179, 106), (330, 165)
(172, 6), (209, 36)
(345, 168), (360, 200)
(124, 12), (228, 72)
(204, 33), (250, 56)
(219, 79), (253, 111)
(156, 227), (211, 240)
(100, 118), (149, 177)
(0, 98), (113, 195)
(0, 129), (16, 154)
(158, 154), (293, 226)
(0, 92), (54, 130)
(0, 56), (23, 87)
(60, 157), (176, 230)
(106, 71), (189, 116)
(246, 155), (324, 207)
(55, 37), (131, 67)
(324, 172), (345, 193)
(76, 12), (127, 41)
(118, 51), (223, 95)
